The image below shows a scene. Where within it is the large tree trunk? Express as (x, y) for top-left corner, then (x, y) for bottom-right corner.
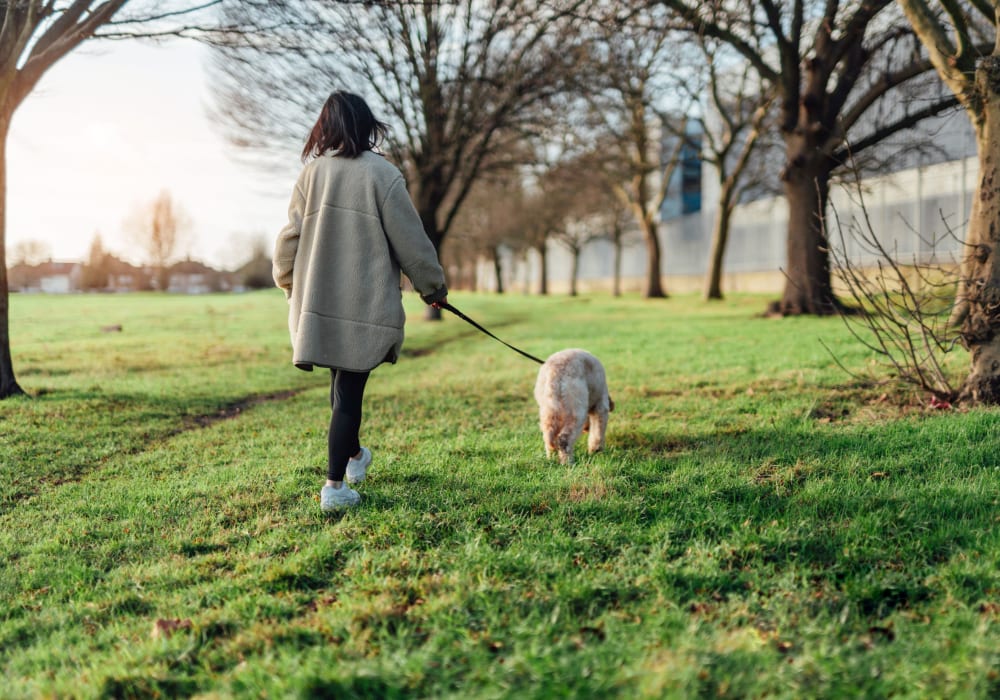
(704, 184), (734, 301)
(957, 58), (1000, 404)
(0, 112), (25, 399)
(771, 157), (837, 316)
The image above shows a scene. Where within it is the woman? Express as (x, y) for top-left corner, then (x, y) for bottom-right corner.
(273, 91), (448, 510)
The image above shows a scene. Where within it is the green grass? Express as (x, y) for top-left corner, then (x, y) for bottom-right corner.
(2, 290), (1000, 698)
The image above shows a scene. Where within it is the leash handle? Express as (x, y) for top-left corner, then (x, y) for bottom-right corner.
(439, 302), (545, 365)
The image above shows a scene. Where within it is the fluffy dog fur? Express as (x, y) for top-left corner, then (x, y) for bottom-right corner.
(534, 349), (613, 464)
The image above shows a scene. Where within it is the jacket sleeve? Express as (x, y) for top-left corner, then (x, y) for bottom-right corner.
(379, 177), (448, 303)
(273, 182), (305, 299)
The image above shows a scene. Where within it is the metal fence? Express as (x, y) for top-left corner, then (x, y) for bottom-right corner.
(479, 153), (977, 295)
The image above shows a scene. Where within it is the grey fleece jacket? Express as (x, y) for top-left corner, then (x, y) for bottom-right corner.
(273, 151), (447, 372)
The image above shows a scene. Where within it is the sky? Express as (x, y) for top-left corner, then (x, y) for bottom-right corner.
(8, 37), (296, 270)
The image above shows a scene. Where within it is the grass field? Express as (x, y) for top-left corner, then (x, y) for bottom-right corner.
(2, 290), (1000, 698)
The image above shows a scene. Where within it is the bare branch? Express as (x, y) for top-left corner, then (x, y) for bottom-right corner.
(827, 163), (962, 400)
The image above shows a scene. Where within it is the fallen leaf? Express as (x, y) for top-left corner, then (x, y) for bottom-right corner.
(979, 602), (1000, 617)
(928, 395), (952, 410)
(151, 618), (192, 639)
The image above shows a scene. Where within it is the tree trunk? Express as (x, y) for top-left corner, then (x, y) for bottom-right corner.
(704, 185), (734, 301)
(536, 243), (548, 295)
(613, 238), (622, 298)
(157, 266), (170, 292)
(417, 204), (444, 321)
(639, 214), (666, 299)
(957, 57), (1000, 404)
(492, 246), (504, 294)
(771, 159), (837, 316)
(570, 249), (579, 297)
(0, 112), (25, 399)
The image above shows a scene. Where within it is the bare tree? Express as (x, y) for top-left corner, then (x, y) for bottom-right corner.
(650, 0), (959, 316)
(692, 39), (779, 301)
(827, 182), (962, 401)
(0, 1), (222, 399)
(895, 1), (1000, 404)
(80, 233), (110, 290)
(9, 239), (51, 267)
(517, 174), (577, 296)
(542, 154), (619, 296)
(552, 217), (604, 296)
(450, 173), (527, 294)
(580, 17), (693, 298)
(126, 190), (190, 292)
(604, 202), (637, 297)
(210, 1), (592, 315)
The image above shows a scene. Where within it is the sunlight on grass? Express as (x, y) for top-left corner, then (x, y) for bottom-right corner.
(2, 290), (1000, 697)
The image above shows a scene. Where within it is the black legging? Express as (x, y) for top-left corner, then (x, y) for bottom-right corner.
(328, 368), (370, 481)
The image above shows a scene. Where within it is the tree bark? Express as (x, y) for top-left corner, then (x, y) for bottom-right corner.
(536, 243), (548, 295)
(492, 246), (504, 294)
(704, 183), (734, 301)
(771, 150), (837, 316)
(639, 214), (666, 298)
(417, 203), (444, 320)
(613, 238), (622, 298)
(957, 56), (1000, 404)
(0, 111), (25, 399)
(569, 249), (579, 296)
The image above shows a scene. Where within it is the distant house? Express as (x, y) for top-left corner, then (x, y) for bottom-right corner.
(232, 250), (274, 291)
(39, 262), (81, 293)
(9, 256), (234, 294)
(8, 260), (82, 293)
(104, 256), (150, 292)
(167, 258), (232, 294)
(7, 263), (32, 292)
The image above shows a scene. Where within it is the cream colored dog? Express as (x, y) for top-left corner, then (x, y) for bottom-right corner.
(534, 349), (613, 464)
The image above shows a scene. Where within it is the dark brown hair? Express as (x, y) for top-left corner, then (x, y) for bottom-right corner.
(301, 91), (389, 161)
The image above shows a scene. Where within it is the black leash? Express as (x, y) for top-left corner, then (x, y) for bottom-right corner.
(439, 302), (545, 365)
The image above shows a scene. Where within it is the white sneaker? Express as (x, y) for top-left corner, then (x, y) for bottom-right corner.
(321, 484), (360, 510)
(345, 447), (372, 484)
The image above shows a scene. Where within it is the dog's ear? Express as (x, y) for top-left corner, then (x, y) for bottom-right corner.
(609, 397), (615, 412)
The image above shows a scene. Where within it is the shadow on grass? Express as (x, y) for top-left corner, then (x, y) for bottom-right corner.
(100, 675), (200, 699)
(645, 419), (995, 603)
(1, 388), (306, 516)
(397, 415), (1000, 622)
(298, 675), (405, 699)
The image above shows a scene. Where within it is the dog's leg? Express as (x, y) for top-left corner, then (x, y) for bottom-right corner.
(557, 429), (574, 465)
(558, 416), (587, 465)
(544, 433), (556, 459)
(540, 411), (557, 459)
(587, 408), (608, 454)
